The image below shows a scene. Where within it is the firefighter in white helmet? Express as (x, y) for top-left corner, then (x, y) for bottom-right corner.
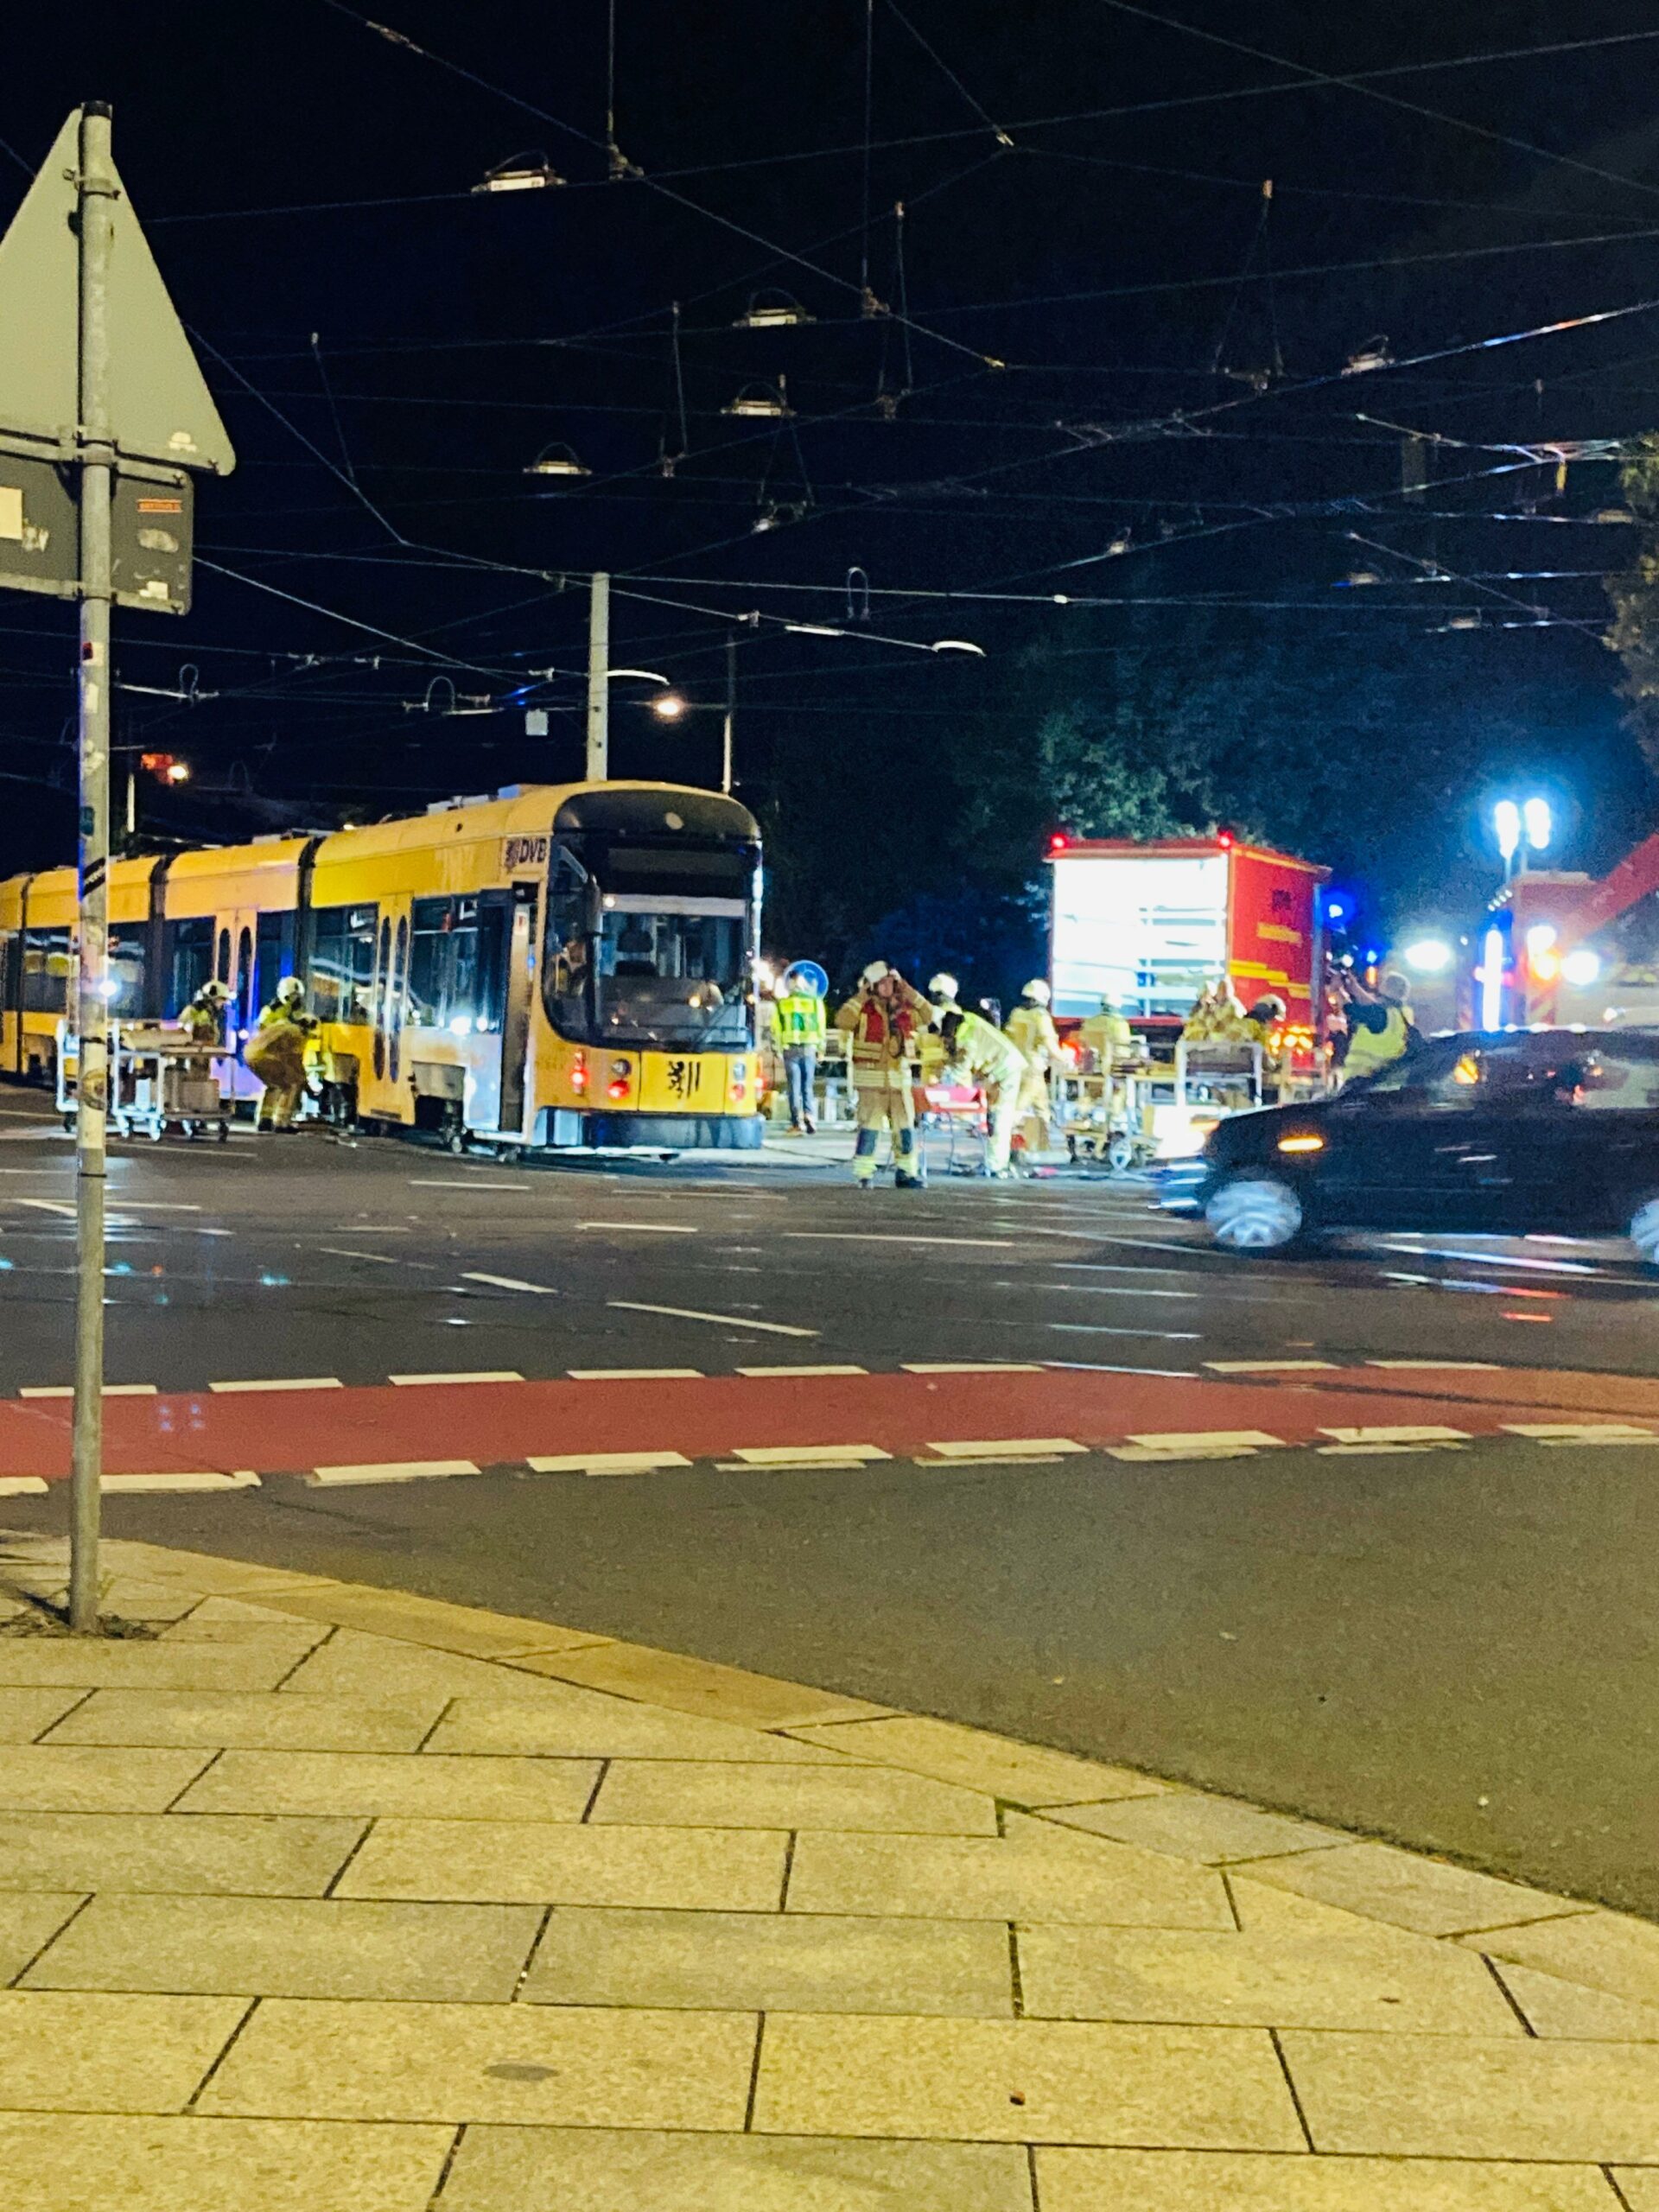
(834, 960), (931, 1187)
(1004, 978), (1065, 1145)
(939, 1007), (1031, 1178)
(928, 972), (963, 1017)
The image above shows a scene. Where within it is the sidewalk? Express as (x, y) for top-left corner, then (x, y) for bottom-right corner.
(1, 1537), (1656, 2209)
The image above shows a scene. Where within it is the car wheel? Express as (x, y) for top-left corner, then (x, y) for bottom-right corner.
(1205, 1173), (1305, 1253)
(1629, 1197), (1659, 1268)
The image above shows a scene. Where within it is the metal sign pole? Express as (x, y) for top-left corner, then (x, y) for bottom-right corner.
(68, 103), (117, 1634)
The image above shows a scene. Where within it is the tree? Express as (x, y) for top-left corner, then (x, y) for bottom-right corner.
(1605, 433), (1659, 775)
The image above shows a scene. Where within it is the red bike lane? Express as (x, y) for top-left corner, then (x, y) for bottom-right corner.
(0, 1362), (1653, 1481)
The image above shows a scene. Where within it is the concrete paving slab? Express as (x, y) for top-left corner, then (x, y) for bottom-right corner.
(522, 1904), (1014, 2015)
(514, 1640), (889, 1729)
(441, 2126), (1035, 2209)
(1017, 1922), (1522, 2033)
(1035, 2147), (1620, 2209)
(23, 1891), (543, 2002)
(1245, 1841), (1592, 1938)
(783, 1715), (1163, 1807)
(0, 1988), (245, 2112)
(0, 1811), (365, 1896)
(0, 1642), (303, 1691)
(43, 1688), (449, 1752)
(589, 1758), (998, 1834)
(786, 1829), (1232, 1928)
(0, 2112), (454, 2210)
(1487, 1959), (1659, 2040)
(753, 2013), (1304, 2148)
(0, 1743), (211, 1812)
(1281, 2029), (1659, 2160)
(277, 1628), (606, 1704)
(1039, 1791), (1344, 1864)
(426, 1693), (843, 1763)
(0, 1891), (85, 1980)
(0, 1686), (91, 1742)
(252, 1583), (607, 1659)
(199, 1995), (758, 2127)
(174, 1749), (601, 1821)
(339, 1816), (789, 1910)
(1473, 1910), (1659, 2011)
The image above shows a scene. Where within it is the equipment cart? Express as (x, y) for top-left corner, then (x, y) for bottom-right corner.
(58, 1019), (232, 1141)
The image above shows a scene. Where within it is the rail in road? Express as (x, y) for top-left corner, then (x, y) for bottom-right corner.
(1, 1358), (1656, 1491)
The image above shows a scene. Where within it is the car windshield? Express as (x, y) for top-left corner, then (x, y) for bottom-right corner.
(1348, 1034), (1659, 1110)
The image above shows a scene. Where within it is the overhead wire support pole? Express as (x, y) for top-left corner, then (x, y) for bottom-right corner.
(71, 100), (117, 1636)
(586, 570), (610, 780)
(721, 632), (735, 795)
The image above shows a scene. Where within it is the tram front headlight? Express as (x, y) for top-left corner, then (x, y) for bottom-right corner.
(569, 1052), (588, 1095)
(607, 1057), (634, 1101)
(731, 1058), (748, 1103)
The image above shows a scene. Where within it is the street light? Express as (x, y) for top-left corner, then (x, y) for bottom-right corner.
(1402, 938), (1452, 974)
(1523, 797), (1552, 854)
(650, 692), (688, 721)
(1494, 794), (1551, 882)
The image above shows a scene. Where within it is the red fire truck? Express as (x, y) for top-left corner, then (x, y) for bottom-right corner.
(1046, 832), (1328, 1028)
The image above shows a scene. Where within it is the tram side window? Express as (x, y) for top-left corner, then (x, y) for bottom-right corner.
(546, 849), (592, 1036)
(167, 918), (214, 1014)
(107, 927), (146, 1017)
(310, 905), (377, 1023)
(408, 897), (493, 1033)
(22, 928), (72, 1014)
(254, 912), (292, 1014)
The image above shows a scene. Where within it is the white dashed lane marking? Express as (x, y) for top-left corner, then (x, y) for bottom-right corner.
(390, 1370), (525, 1386)
(309, 1459), (481, 1486)
(528, 1452), (693, 1477)
(460, 1272), (559, 1295)
(567, 1367), (703, 1381)
(607, 1300), (819, 1338)
(19, 1384), (157, 1399)
(730, 1443), (892, 1466)
(208, 1378), (343, 1395)
(99, 1471), (261, 1493)
(577, 1221), (699, 1234)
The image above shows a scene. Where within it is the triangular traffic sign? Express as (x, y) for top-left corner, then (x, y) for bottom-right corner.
(0, 109), (234, 474)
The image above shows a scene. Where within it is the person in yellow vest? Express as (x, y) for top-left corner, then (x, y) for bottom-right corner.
(1005, 978), (1064, 1145)
(835, 961), (931, 1187)
(940, 1007), (1032, 1178)
(770, 965), (828, 1133)
(1341, 970), (1415, 1084)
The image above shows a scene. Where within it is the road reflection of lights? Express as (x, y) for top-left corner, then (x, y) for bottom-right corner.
(1504, 1311), (1554, 1322)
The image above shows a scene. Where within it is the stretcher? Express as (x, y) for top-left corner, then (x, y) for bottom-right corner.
(56, 1018), (232, 1142)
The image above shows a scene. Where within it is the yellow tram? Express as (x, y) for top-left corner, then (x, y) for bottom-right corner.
(0, 782), (764, 1153)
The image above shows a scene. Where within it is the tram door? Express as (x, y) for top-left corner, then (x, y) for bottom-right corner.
(360, 893), (413, 1123)
(214, 911), (260, 1099)
(498, 884), (537, 1137)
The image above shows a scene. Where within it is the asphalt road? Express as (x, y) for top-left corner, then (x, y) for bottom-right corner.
(3, 1090), (1658, 1913)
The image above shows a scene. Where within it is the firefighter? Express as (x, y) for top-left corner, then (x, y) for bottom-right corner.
(179, 979), (231, 1048)
(1341, 969), (1415, 1083)
(1077, 994), (1135, 1074)
(770, 964), (828, 1134)
(940, 1007), (1031, 1178)
(928, 971), (963, 1017)
(246, 976), (315, 1133)
(835, 961), (931, 1188)
(1005, 978), (1064, 1145)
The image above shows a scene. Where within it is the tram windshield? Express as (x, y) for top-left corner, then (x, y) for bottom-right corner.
(544, 831), (758, 1051)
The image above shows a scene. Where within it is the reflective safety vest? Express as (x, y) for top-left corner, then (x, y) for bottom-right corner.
(772, 992), (826, 1050)
(1344, 1004), (1410, 1080)
(947, 1010), (1028, 1092)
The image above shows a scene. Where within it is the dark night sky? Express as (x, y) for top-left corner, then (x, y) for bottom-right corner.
(4, 1), (1659, 957)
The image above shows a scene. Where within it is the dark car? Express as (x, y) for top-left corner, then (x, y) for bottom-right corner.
(1158, 1028), (1659, 1259)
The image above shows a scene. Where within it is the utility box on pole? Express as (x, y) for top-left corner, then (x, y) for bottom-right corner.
(0, 106), (232, 1630)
